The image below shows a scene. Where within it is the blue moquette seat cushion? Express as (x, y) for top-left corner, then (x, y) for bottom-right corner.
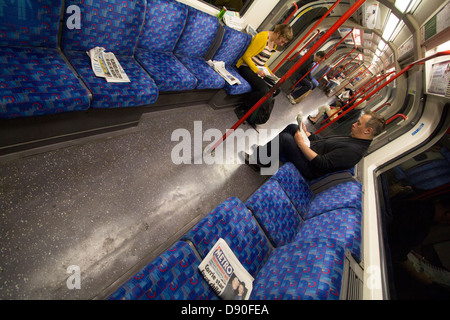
(136, 50), (197, 92)
(245, 179), (303, 248)
(0, 47), (90, 119)
(250, 238), (345, 300)
(212, 25), (252, 95)
(135, 0), (198, 92)
(295, 208), (362, 258)
(107, 241), (219, 300)
(64, 50), (158, 109)
(181, 197), (273, 278)
(0, 0), (62, 48)
(306, 181), (363, 219)
(61, 0), (147, 56)
(270, 163), (315, 220)
(173, 6), (225, 90)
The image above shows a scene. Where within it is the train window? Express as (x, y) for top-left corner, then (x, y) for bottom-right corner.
(198, 0), (253, 15)
(379, 130), (450, 299)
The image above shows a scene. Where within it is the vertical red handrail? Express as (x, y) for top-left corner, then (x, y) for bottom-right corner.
(341, 54), (359, 70)
(333, 63), (370, 95)
(386, 114), (407, 124)
(287, 30), (321, 63)
(289, 28), (354, 90)
(321, 71), (394, 124)
(272, 0), (343, 72)
(318, 47), (357, 82)
(211, 0), (367, 152)
(314, 50), (450, 134)
(283, 2), (299, 24)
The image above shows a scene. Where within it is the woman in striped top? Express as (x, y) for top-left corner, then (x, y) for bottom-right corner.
(235, 24), (293, 126)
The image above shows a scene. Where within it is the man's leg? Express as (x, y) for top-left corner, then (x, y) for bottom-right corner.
(255, 124), (314, 179)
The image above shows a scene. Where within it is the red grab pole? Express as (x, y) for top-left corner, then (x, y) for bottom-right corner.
(314, 50), (450, 134)
(282, 2), (299, 24)
(317, 47), (357, 83)
(321, 70), (393, 124)
(289, 28), (354, 91)
(272, 0), (343, 72)
(211, 0), (367, 152)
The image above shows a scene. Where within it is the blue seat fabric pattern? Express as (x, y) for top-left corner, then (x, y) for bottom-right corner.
(245, 179), (303, 248)
(173, 6), (225, 90)
(181, 197), (272, 278)
(296, 208), (362, 258)
(0, 0), (62, 48)
(0, 0), (90, 119)
(270, 162), (314, 220)
(212, 25), (252, 95)
(307, 180), (362, 219)
(63, 50), (158, 109)
(61, 0), (159, 108)
(0, 47), (90, 119)
(109, 163), (363, 300)
(61, 0), (146, 56)
(135, 0), (198, 92)
(250, 238), (345, 300)
(107, 241), (219, 300)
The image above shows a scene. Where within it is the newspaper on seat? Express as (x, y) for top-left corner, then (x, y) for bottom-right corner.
(198, 238), (254, 300)
(207, 60), (241, 85)
(87, 47), (130, 83)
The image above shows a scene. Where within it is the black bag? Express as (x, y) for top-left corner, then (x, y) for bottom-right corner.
(249, 98), (275, 125)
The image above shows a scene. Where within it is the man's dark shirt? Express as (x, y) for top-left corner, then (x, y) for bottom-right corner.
(307, 133), (372, 178)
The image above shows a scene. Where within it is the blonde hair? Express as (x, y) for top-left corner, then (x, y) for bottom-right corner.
(273, 24), (293, 41)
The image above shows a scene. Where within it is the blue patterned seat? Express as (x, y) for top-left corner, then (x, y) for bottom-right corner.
(245, 179), (303, 247)
(295, 208), (362, 258)
(61, 0), (158, 109)
(270, 162), (315, 220)
(272, 162), (363, 219)
(107, 241), (219, 300)
(173, 6), (225, 90)
(250, 238), (346, 300)
(181, 197), (272, 278)
(0, 0), (90, 119)
(135, 0), (197, 92)
(212, 25), (252, 95)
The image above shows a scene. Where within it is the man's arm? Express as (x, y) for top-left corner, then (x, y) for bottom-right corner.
(294, 127), (317, 161)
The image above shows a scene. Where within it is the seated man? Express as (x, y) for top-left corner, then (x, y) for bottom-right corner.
(287, 51), (326, 104)
(243, 111), (385, 180)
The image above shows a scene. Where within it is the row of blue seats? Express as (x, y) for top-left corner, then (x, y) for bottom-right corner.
(0, 0), (253, 119)
(107, 162), (363, 300)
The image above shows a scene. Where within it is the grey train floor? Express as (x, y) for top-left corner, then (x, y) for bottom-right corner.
(0, 88), (334, 299)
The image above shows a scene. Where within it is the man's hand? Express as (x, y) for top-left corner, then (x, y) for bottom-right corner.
(294, 129), (317, 161)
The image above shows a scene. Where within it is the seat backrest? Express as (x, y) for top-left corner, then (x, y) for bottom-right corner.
(270, 162), (314, 220)
(0, 0), (63, 48)
(61, 0), (146, 55)
(181, 197), (272, 278)
(137, 0), (188, 53)
(245, 179), (303, 248)
(173, 6), (219, 58)
(107, 241), (219, 300)
(212, 25), (252, 67)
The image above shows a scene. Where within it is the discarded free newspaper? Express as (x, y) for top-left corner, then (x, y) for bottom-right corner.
(207, 60), (241, 85)
(87, 47), (130, 83)
(198, 238), (254, 300)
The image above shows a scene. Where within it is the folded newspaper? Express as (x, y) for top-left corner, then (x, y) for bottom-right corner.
(207, 60), (241, 85)
(198, 238), (254, 300)
(87, 47), (130, 83)
(258, 66), (280, 83)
